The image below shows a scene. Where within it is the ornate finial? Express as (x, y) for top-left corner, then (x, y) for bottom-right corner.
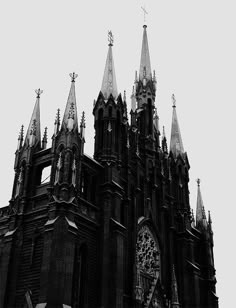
(43, 127), (47, 139)
(196, 178), (201, 187)
(80, 111), (86, 127)
(35, 88), (43, 98)
(108, 30), (114, 46)
(17, 125), (24, 150)
(55, 108), (60, 123)
(19, 125), (24, 139)
(172, 94), (176, 107)
(69, 72), (78, 82)
(123, 90), (126, 101)
(141, 6), (148, 24)
(162, 126), (166, 138)
(208, 210), (212, 224)
(42, 127), (48, 149)
(80, 112), (85, 140)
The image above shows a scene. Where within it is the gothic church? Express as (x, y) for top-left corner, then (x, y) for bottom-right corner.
(0, 25), (218, 308)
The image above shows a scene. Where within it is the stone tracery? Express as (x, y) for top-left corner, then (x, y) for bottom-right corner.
(136, 225), (160, 277)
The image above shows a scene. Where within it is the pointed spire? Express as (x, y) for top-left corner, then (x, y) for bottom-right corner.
(54, 108), (60, 135)
(25, 89), (42, 147)
(101, 31), (118, 99)
(162, 126), (168, 153)
(171, 265), (180, 307)
(208, 210), (213, 233)
(42, 127), (48, 149)
(62, 73), (78, 132)
(123, 91), (128, 123)
(196, 179), (207, 230)
(17, 125), (24, 150)
(170, 94), (185, 156)
(80, 111), (86, 140)
(139, 25), (152, 81)
(131, 86), (136, 112)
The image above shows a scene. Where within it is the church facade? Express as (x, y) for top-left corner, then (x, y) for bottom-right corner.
(0, 25), (218, 308)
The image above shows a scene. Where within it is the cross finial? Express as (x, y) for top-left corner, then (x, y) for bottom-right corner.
(172, 94), (176, 107)
(69, 72), (78, 82)
(108, 30), (114, 46)
(35, 88), (43, 98)
(196, 178), (201, 187)
(141, 6), (148, 24)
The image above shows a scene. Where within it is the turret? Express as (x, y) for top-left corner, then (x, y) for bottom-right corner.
(93, 31), (127, 163)
(12, 89), (42, 201)
(134, 25), (156, 142)
(51, 73), (82, 200)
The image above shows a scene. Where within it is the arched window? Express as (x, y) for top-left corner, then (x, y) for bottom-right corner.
(54, 151), (63, 184)
(135, 225), (161, 305)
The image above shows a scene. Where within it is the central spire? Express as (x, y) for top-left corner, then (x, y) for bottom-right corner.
(101, 31), (118, 100)
(139, 25), (152, 80)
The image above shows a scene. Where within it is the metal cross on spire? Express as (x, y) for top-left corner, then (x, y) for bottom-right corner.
(108, 30), (114, 46)
(196, 178), (201, 186)
(69, 72), (78, 82)
(35, 88), (43, 98)
(141, 6), (148, 24)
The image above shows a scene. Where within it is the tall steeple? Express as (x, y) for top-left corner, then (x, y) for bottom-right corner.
(196, 179), (207, 229)
(61, 72), (78, 132)
(24, 89), (42, 147)
(170, 94), (184, 156)
(101, 31), (118, 100)
(139, 25), (152, 81)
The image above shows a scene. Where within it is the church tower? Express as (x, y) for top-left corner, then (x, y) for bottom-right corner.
(0, 24), (218, 308)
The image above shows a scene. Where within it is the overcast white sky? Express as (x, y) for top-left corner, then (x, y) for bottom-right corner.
(0, 0), (234, 306)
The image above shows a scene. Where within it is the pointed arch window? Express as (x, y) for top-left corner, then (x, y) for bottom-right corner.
(71, 155), (77, 187)
(54, 152), (63, 184)
(135, 225), (161, 305)
(15, 166), (24, 197)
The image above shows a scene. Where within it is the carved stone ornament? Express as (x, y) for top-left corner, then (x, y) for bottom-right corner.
(136, 225), (160, 277)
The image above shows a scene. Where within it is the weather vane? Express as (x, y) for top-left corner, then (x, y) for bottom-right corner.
(108, 30), (114, 46)
(69, 72), (78, 82)
(35, 88), (43, 98)
(141, 6), (148, 24)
